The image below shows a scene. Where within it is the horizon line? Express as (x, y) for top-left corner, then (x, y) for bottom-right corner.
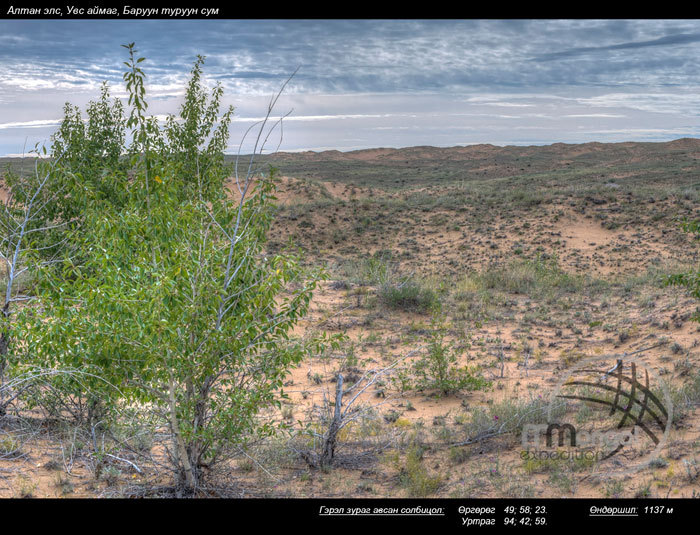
(2, 136), (699, 159)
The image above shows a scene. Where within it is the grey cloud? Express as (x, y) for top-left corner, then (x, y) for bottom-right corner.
(3, 20), (700, 95)
(531, 32), (700, 62)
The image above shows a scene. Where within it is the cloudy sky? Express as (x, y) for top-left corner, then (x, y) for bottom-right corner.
(1, 19), (700, 157)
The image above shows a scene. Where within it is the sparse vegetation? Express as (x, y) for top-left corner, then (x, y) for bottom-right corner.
(390, 441), (442, 497)
(378, 278), (440, 313)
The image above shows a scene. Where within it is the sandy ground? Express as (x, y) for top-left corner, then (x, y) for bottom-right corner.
(1, 146), (700, 498)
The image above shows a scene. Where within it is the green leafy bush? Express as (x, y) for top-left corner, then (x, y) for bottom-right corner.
(396, 320), (490, 396)
(415, 323), (489, 395)
(21, 44), (332, 491)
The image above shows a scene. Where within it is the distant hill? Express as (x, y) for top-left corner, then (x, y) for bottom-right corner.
(259, 138), (700, 163)
(242, 138), (700, 189)
(4, 138), (700, 189)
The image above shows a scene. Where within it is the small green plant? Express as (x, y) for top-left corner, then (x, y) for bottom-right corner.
(0, 434), (21, 458)
(342, 254), (391, 286)
(52, 473), (75, 495)
(682, 458), (699, 482)
(448, 446), (471, 464)
(634, 480), (653, 498)
(102, 465), (122, 487)
(669, 369), (700, 422)
(668, 219), (700, 322)
(383, 410), (401, 424)
(15, 475), (37, 498)
(395, 444), (442, 497)
(281, 405), (294, 421)
(378, 278), (440, 313)
(549, 469), (578, 494)
(410, 320), (490, 396)
(603, 479), (624, 498)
